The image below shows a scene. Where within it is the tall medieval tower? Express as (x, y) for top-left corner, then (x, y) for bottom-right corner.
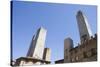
(76, 10), (92, 43)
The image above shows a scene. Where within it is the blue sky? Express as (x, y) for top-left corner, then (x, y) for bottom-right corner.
(12, 1), (97, 64)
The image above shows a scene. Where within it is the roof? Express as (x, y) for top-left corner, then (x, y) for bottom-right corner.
(16, 57), (51, 63)
(55, 59), (64, 63)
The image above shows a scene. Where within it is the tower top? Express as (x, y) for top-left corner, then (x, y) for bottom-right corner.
(76, 10), (83, 16)
(38, 26), (47, 31)
(77, 10), (82, 14)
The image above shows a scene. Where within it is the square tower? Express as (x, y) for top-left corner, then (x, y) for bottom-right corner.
(43, 48), (51, 61)
(27, 27), (47, 60)
(64, 38), (73, 62)
(76, 10), (92, 43)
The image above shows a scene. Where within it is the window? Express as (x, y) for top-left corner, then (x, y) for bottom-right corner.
(65, 49), (67, 52)
(81, 34), (87, 41)
(76, 56), (79, 61)
(65, 56), (68, 59)
(71, 58), (75, 62)
(83, 52), (87, 58)
(91, 48), (97, 56)
(86, 50), (92, 57)
(75, 49), (78, 53)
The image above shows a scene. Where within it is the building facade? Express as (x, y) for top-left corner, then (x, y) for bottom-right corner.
(65, 34), (97, 63)
(55, 34), (97, 64)
(15, 57), (50, 66)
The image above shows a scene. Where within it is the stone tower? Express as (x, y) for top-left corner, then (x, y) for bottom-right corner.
(27, 27), (47, 60)
(76, 10), (92, 43)
(43, 48), (51, 61)
(64, 38), (73, 62)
